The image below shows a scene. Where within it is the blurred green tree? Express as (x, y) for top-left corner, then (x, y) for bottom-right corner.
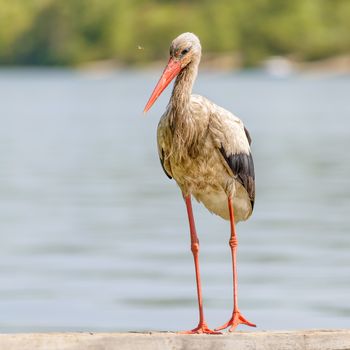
(0, 0), (348, 66)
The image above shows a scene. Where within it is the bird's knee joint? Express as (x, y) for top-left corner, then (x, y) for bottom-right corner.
(191, 241), (200, 255)
(229, 237), (238, 249)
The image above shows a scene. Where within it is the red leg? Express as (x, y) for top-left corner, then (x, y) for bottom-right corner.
(215, 197), (256, 332)
(180, 195), (220, 335)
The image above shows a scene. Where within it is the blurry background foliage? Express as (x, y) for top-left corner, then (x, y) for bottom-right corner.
(0, 0), (350, 67)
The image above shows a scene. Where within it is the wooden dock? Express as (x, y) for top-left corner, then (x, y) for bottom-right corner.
(1, 330), (350, 350)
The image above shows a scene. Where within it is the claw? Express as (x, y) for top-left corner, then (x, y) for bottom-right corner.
(180, 322), (222, 335)
(215, 311), (256, 332)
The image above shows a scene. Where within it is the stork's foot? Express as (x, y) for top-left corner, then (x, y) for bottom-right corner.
(180, 322), (221, 334)
(215, 310), (256, 332)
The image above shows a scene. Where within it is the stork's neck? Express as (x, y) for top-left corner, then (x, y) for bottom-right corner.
(170, 60), (199, 114)
(168, 59), (201, 159)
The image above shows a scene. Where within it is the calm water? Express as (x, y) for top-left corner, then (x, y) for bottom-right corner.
(0, 68), (349, 332)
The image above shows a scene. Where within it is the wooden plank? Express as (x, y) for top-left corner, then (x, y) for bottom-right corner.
(0, 330), (349, 350)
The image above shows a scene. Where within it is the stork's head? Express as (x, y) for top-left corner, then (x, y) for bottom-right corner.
(144, 32), (201, 112)
(170, 32), (202, 69)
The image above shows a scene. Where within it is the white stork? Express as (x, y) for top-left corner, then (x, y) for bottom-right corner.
(144, 32), (256, 334)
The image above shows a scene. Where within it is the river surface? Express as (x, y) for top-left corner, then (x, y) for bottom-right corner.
(0, 68), (349, 332)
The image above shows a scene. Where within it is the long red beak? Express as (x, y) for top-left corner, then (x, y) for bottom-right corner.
(144, 58), (182, 113)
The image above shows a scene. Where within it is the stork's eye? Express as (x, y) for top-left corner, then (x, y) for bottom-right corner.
(181, 48), (190, 56)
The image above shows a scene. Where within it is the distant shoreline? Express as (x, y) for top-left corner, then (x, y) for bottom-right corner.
(1, 54), (349, 76)
(66, 53), (350, 75)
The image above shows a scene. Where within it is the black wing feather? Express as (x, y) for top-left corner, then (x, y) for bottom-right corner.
(160, 148), (172, 179)
(244, 126), (252, 145)
(219, 147), (255, 209)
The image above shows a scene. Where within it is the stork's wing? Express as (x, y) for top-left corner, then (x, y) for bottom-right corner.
(219, 147), (255, 208)
(159, 148), (172, 179)
(209, 105), (255, 208)
(157, 114), (173, 179)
